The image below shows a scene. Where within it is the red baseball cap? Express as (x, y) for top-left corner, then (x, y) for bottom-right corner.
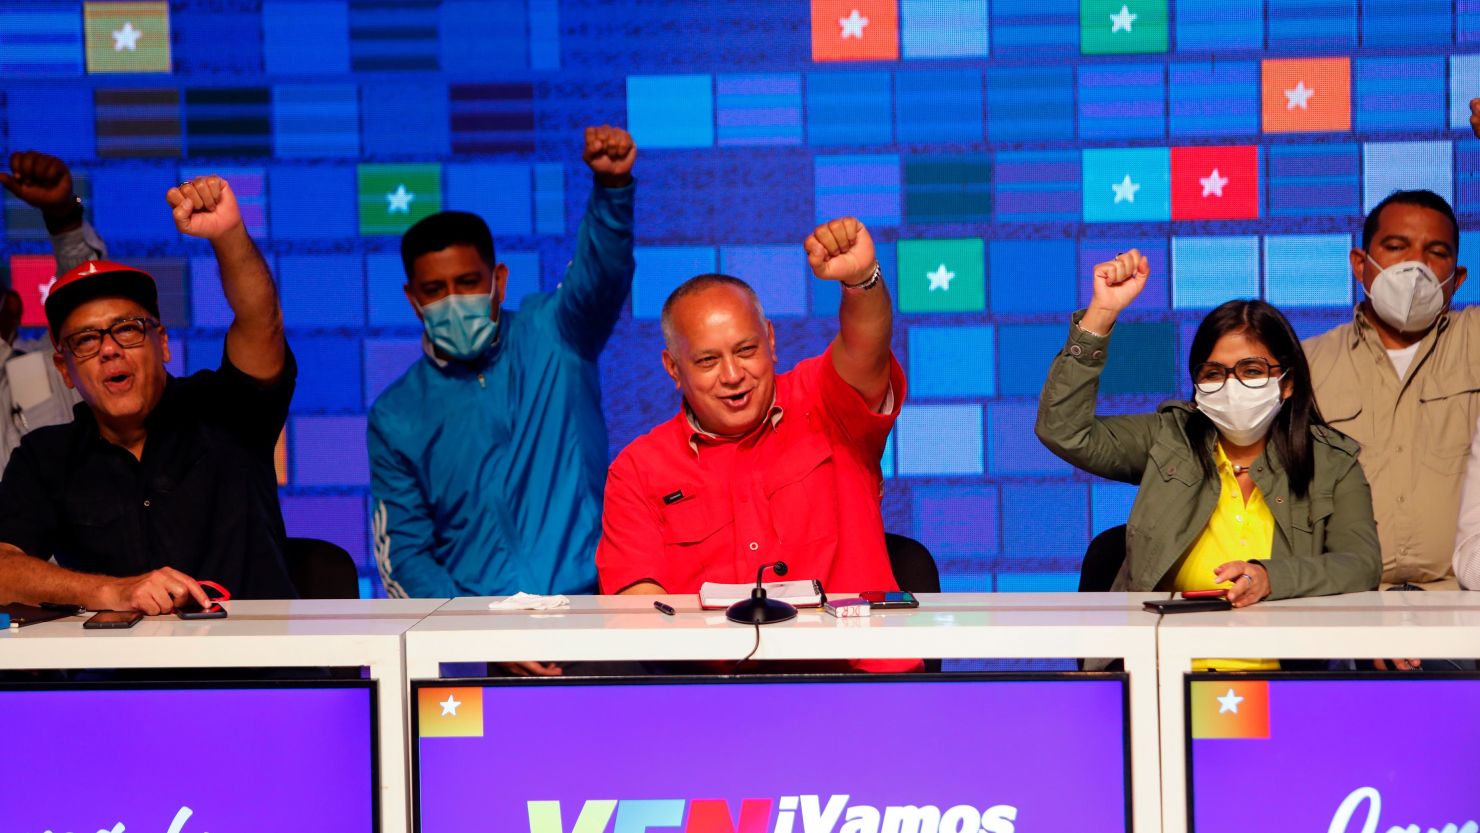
(44, 260), (160, 341)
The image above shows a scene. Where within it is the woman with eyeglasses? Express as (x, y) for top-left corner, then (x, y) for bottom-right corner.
(1036, 249), (1382, 617)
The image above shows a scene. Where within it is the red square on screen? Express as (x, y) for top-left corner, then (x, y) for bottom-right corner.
(812, 0), (898, 62)
(1171, 145), (1260, 220)
(9, 255), (58, 329)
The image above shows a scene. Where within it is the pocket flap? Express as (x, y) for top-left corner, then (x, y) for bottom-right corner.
(1148, 442), (1199, 486)
(762, 429), (833, 496)
(1419, 369), (1480, 403)
(658, 487), (731, 544)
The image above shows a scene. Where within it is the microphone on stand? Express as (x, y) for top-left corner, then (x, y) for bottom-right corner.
(725, 561), (798, 625)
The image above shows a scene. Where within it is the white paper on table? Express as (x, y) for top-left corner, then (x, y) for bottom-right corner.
(487, 592), (571, 611)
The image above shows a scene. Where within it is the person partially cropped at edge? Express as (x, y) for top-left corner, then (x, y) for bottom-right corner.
(1304, 191), (1472, 600)
(1438, 106), (1480, 594)
(369, 127), (635, 607)
(1036, 251), (1381, 667)
(596, 217), (918, 672)
(0, 150), (112, 469)
(0, 175), (296, 612)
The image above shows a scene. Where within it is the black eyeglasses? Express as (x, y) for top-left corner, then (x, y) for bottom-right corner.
(1192, 358), (1284, 392)
(62, 317), (159, 359)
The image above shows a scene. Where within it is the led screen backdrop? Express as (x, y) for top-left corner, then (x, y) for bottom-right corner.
(0, 0), (1474, 598)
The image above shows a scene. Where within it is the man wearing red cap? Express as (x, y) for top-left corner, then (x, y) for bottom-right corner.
(0, 175), (296, 613)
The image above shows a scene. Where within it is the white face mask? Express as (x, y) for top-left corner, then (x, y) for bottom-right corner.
(1365, 254), (1455, 334)
(1195, 374), (1286, 446)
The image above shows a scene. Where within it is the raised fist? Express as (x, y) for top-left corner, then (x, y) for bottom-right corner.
(0, 150), (75, 216)
(1089, 249), (1150, 314)
(805, 217), (876, 285)
(583, 125), (636, 187)
(166, 175), (242, 241)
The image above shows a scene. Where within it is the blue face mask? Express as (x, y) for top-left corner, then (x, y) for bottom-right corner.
(419, 292), (498, 360)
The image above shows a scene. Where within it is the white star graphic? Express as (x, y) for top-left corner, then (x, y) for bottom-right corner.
(1111, 174), (1141, 204)
(839, 9), (869, 39)
(926, 264), (955, 291)
(1284, 81), (1314, 111)
(112, 21), (142, 51)
(1216, 688), (1244, 714)
(386, 184), (415, 214)
(1109, 5), (1137, 32)
(38, 276), (57, 305)
(1200, 168), (1229, 198)
(439, 694), (461, 717)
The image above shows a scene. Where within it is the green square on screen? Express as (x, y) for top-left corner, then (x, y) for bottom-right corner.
(358, 164), (441, 236)
(1081, 0), (1167, 54)
(897, 238), (986, 313)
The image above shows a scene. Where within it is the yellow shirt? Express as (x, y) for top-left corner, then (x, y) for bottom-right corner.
(1166, 443), (1278, 671)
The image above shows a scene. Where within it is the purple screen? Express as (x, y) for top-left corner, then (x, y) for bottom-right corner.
(1, 685), (375, 832)
(415, 677), (1129, 833)
(1189, 677), (1480, 832)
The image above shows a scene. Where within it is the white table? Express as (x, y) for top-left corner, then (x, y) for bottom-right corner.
(0, 598), (444, 833)
(405, 592), (1168, 833)
(1155, 590), (1480, 833)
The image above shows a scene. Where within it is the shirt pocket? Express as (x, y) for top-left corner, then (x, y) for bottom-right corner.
(1291, 493), (1335, 556)
(658, 487), (733, 547)
(58, 495), (133, 571)
(762, 429), (840, 545)
(1418, 375), (1480, 474)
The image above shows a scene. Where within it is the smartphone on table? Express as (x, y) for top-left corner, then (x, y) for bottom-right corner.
(83, 610), (143, 629)
(176, 580), (230, 620)
(1181, 588), (1228, 599)
(859, 591), (920, 609)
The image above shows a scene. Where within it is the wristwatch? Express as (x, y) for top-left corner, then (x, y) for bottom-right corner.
(43, 194), (84, 236)
(842, 261), (883, 291)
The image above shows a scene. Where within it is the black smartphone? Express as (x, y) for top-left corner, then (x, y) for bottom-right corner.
(1143, 597), (1233, 614)
(859, 591), (920, 609)
(83, 610), (143, 629)
(176, 601), (228, 620)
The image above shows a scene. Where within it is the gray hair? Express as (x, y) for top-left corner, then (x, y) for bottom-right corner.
(659, 273), (768, 352)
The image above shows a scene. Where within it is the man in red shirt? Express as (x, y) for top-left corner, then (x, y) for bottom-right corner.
(597, 218), (913, 669)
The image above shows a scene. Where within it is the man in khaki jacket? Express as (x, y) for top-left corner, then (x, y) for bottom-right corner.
(1303, 190), (1469, 592)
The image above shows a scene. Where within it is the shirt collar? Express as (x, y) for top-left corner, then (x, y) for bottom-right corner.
(683, 396), (783, 455)
(1350, 302), (1449, 350)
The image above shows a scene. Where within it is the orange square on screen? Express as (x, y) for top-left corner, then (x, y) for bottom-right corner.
(1190, 680), (1270, 739)
(1262, 58), (1350, 133)
(418, 687), (484, 738)
(812, 0), (898, 62)
(9, 255), (58, 329)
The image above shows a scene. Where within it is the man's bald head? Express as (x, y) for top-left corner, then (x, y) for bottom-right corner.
(660, 274), (767, 353)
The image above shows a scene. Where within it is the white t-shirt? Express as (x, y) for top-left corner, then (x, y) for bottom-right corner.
(1387, 342), (1421, 380)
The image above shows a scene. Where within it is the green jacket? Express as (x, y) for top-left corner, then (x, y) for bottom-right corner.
(1034, 316), (1382, 598)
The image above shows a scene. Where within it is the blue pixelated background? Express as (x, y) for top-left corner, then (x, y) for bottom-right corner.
(1, 0), (1474, 599)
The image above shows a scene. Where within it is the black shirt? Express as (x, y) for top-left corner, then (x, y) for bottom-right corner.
(0, 348), (298, 599)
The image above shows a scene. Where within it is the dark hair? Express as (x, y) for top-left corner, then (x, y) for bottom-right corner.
(1185, 300), (1327, 498)
(399, 211), (495, 277)
(659, 273), (766, 349)
(1362, 189), (1459, 254)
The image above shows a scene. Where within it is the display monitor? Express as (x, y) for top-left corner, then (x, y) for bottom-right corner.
(413, 673), (1130, 833)
(1185, 672), (1480, 832)
(0, 680), (378, 832)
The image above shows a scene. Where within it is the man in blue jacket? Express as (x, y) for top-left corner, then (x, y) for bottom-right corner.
(368, 127), (636, 629)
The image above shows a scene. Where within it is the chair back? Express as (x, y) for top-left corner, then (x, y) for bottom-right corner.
(285, 537), (361, 599)
(1079, 525), (1127, 593)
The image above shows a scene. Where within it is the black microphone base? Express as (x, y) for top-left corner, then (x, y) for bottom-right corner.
(725, 596), (797, 625)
